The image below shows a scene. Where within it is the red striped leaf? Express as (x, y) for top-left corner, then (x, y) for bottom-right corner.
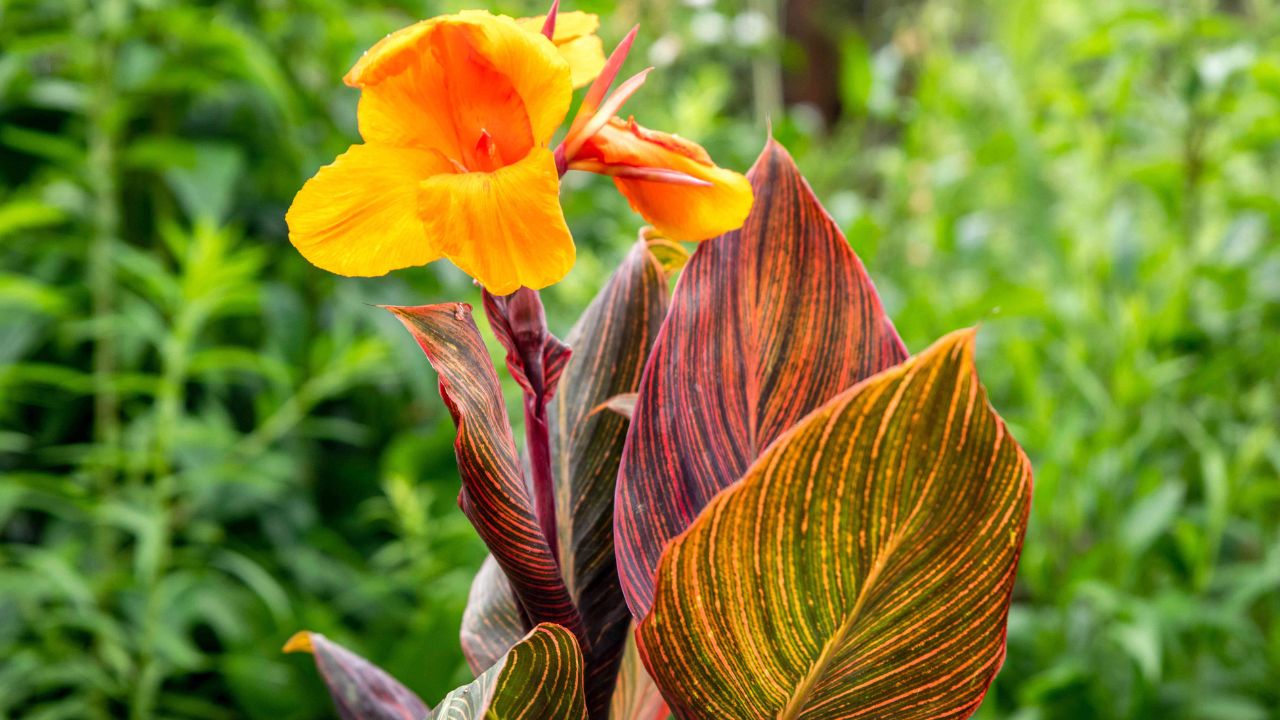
(551, 237), (672, 715)
(636, 329), (1033, 719)
(455, 239), (671, 717)
(615, 139), (908, 618)
(483, 288), (571, 566)
(387, 303), (583, 638)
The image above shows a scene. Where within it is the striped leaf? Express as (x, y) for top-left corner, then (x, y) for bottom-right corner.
(434, 623), (587, 720)
(636, 329), (1033, 719)
(608, 626), (669, 720)
(456, 238), (671, 718)
(550, 237), (671, 715)
(615, 139), (908, 618)
(387, 304), (583, 638)
(460, 555), (525, 674)
(282, 631), (427, 720)
(482, 288), (571, 566)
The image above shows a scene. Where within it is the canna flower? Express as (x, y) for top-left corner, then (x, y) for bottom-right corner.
(517, 11), (606, 88)
(570, 116), (753, 241)
(287, 11), (575, 294)
(286, 3), (753, 294)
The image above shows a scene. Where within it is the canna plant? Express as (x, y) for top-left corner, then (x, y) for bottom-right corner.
(280, 3), (1032, 719)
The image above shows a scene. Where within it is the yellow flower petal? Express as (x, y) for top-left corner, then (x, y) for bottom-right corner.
(557, 33), (606, 88)
(578, 117), (754, 241)
(348, 12), (570, 155)
(282, 632), (314, 654)
(418, 147), (575, 294)
(517, 12), (606, 87)
(286, 144), (453, 277)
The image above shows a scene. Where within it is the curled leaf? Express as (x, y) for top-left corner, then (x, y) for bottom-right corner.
(387, 303), (583, 638)
(436, 623), (588, 720)
(550, 237), (671, 715)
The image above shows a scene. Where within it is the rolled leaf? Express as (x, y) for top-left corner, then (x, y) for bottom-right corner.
(615, 138), (908, 618)
(483, 287), (571, 564)
(283, 631), (427, 720)
(551, 237), (671, 715)
(460, 555), (526, 674)
(387, 303), (583, 638)
(434, 623), (587, 720)
(637, 329), (1033, 719)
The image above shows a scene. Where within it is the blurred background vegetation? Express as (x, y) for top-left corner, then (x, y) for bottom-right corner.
(1, 0), (1278, 717)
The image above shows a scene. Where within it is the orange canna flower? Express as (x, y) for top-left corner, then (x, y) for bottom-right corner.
(286, 11), (575, 294)
(517, 11), (606, 88)
(286, 3), (754, 293)
(570, 116), (753, 241)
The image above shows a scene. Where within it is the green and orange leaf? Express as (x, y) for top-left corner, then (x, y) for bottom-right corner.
(387, 303), (583, 638)
(434, 623), (587, 720)
(615, 138), (908, 619)
(636, 329), (1032, 719)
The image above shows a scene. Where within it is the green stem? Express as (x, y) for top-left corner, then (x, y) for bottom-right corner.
(88, 1), (122, 492)
(87, 2), (124, 717)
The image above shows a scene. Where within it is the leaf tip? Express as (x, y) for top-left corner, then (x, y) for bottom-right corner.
(282, 631), (315, 655)
(923, 326), (980, 378)
(383, 302), (474, 324)
(748, 136), (801, 186)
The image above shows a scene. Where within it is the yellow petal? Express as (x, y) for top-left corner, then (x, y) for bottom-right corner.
(282, 632), (314, 654)
(286, 144), (453, 277)
(348, 12), (570, 155)
(518, 11), (601, 42)
(418, 147), (574, 294)
(558, 33), (606, 88)
(577, 117), (754, 241)
(517, 12), (606, 87)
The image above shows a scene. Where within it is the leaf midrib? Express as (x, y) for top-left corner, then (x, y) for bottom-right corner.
(775, 528), (906, 720)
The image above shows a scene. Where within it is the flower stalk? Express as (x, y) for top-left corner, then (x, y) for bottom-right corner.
(482, 288), (571, 565)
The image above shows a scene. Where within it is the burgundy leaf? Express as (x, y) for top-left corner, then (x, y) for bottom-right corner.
(614, 139), (909, 619)
(284, 632), (427, 720)
(483, 287), (571, 565)
(551, 238), (671, 715)
(387, 303), (584, 638)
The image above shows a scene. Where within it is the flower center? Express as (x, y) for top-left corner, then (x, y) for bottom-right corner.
(472, 129), (505, 172)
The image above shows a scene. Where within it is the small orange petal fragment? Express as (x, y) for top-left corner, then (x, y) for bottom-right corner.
(282, 631), (314, 654)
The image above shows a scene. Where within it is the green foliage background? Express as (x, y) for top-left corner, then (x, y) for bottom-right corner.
(1, 0), (1277, 717)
